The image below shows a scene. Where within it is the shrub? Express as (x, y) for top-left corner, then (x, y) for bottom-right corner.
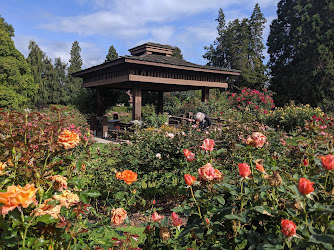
(262, 102), (324, 131)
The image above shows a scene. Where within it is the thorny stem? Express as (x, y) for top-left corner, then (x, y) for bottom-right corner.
(190, 186), (202, 219)
(304, 197), (308, 227)
(240, 178), (244, 211)
(324, 170), (330, 192)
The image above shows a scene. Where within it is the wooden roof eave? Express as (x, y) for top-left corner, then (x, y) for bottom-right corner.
(72, 57), (240, 79)
(71, 57), (126, 77)
(124, 58), (241, 76)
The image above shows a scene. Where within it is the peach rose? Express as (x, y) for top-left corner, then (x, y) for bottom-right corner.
(46, 175), (68, 191)
(121, 170), (137, 185)
(0, 162), (6, 176)
(0, 184), (38, 215)
(111, 208), (127, 225)
(53, 190), (80, 208)
(35, 199), (62, 219)
(198, 163), (216, 181)
(246, 132), (267, 148)
(58, 129), (80, 149)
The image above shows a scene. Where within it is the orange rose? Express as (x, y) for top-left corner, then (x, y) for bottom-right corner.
(58, 129), (80, 149)
(121, 170), (137, 185)
(111, 208), (127, 225)
(255, 159), (266, 173)
(0, 184), (38, 215)
(115, 172), (122, 179)
(321, 154), (334, 170)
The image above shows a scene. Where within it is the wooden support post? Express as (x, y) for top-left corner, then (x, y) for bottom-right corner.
(202, 87), (209, 103)
(90, 115), (97, 136)
(157, 91), (163, 114)
(132, 88), (142, 120)
(96, 87), (104, 116)
(101, 115), (109, 138)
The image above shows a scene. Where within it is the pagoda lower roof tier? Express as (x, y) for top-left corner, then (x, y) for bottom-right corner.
(73, 53), (240, 91)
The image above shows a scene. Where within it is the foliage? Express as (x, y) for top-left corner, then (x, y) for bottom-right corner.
(0, 106), (95, 249)
(227, 87), (275, 121)
(262, 102), (324, 132)
(142, 105), (168, 127)
(67, 41), (83, 105)
(267, 0), (334, 110)
(0, 23), (37, 109)
(105, 45), (119, 62)
(27, 41), (62, 107)
(172, 46), (183, 59)
(203, 4), (268, 89)
(105, 106), (132, 123)
(0, 14), (14, 37)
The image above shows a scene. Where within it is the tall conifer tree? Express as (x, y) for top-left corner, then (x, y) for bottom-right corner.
(67, 41), (83, 104)
(105, 45), (118, 62)
(267, 0), (334, 109)
(204, 4), (267, 89)
(54, 57), (68, 105)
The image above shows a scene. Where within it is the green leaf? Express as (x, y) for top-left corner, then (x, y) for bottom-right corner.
(236, 239), (247, 249)
(82, 190), (101, 198)
(79, 193), (89, 204)
(195, 190), (204, 198)
(308, 234), (334, 249)
(216, 196), (225, 205)
(253, 206), (273, 216)
(115, 192), (124, 200)
(35, 214), (57, 224)
(32, 238), (49, 249)
(224, 214), (246, 223)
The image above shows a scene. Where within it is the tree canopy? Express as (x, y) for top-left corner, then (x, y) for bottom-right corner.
(267, 0), (334, 109)
(0, 19), (37, 109)
(203, 4), (267, 90)
(67, 41), (83, 104)
(105, 45), (119, 62)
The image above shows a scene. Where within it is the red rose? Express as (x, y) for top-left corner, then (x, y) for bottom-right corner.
(183, 149), (195, 162)
(171, 212), (182, 227)
(238, 163), (251, 178)
(184, 174), (196, 186)
(298, 178), (314, 195)
(281, 219), (296, 237)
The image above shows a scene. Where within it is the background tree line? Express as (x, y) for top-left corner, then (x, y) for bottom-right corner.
(204, 0), (334, 111)
(1, 0), (333, 112)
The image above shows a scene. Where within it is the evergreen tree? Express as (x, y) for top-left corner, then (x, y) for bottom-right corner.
(172, 46), (183, 59)
(54, 57), (68, 105)
(0, 19), (37, 109)
(203, 5), (267, 89)
(27, 41), (58, 107)
(105, 45), (118, 62)
(267, 0), (334, 109)
(67, 41), (83, 104)
(0, 14), (14, 37)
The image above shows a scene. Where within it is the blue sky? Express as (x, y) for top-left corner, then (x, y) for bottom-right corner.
(1, 0), (279, 69)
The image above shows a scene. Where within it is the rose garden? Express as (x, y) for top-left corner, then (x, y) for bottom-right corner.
(0, 88), (333, 249)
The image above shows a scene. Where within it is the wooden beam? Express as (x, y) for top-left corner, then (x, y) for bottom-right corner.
(82, 75), (129, 88)
(128, 74), (228, 88)
(202, 87), (209, 103)
(157, 91), (163, 114)
(132, 88), (142, 120)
